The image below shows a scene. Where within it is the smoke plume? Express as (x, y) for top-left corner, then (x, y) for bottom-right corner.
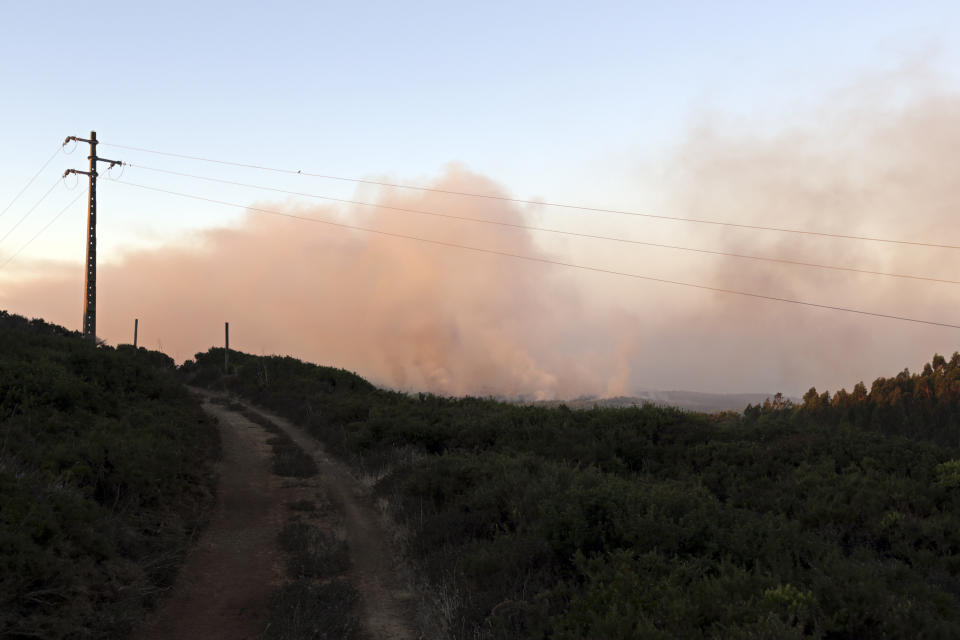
(1, 165), (637, 398)
(3, 74), (960, 398)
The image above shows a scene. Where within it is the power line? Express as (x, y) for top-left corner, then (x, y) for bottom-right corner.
(103, 141), (960, 251)
(0, 194), (83, 271)
(0, 179), (61, 246)
(0, 144), (63, 221)
(113, 178), (960, 331)
(123, 162), (960, 286)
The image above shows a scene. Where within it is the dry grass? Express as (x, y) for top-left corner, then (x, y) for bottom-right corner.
(262, 579), (363, 640)
(278, 521), (350, 579)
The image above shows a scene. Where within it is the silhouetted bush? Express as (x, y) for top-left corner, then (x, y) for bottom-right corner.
(0, 311), (220, 639)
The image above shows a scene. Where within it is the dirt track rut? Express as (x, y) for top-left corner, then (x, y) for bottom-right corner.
(245, 402), (418, 640)
(138, 402), (285, 640)
(137, 393), (417, 639)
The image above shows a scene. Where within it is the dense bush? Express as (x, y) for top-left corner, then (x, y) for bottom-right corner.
(0, 311), (220, 639)
(189, 347), (960, 638)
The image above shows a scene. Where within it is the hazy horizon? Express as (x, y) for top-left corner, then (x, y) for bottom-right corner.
(4, 76), (959, 400)
(3, 3), (959, 400)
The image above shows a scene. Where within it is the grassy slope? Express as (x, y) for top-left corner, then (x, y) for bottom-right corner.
(0, 312), (219, 639)
(188, 348), (960, 639)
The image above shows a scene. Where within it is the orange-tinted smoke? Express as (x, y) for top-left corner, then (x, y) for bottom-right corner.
(3, 77), (960, 398)
(1, 165), (634, 399)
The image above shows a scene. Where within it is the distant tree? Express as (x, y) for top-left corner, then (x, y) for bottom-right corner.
(933, 353), (947, 372)
(802, 387), (830, 415)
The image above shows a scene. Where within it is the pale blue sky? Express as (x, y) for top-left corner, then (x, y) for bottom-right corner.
(3, 1), (958, 265)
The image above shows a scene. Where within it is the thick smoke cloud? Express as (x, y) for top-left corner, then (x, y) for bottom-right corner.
(3, 77), (959, 398)
(610, 81), (960, 394)
(0, 165), (634, 399)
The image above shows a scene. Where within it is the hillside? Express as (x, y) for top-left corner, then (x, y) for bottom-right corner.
(7, 313), (960, 639)
(0, 312), (220, 639)
(534, 390), (785, 413)
(187, 347), (960, 639)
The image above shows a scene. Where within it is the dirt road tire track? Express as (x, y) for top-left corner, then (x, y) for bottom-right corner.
(138, 392), (418, 639)
(137, 401), (286, 640)
(239, 401), (419, 640)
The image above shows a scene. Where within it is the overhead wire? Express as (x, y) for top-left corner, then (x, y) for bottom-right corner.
(0, 193), (84, 271)
(103, 141), (960, 250)
(112, 178), (960, 330)
(124, 162), (960, 286)
(0, 144), (64, 221)
(0, 179), (62, 245)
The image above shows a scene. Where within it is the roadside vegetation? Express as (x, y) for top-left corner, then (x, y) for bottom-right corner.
(187, 347), (960, 639)
(0, 311), (220, 639)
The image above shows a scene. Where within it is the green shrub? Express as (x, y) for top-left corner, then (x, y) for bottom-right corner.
(0, 311), (220, 639)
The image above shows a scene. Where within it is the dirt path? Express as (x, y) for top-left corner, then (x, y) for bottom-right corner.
(241, 401), (419, 640)
(139, 392), (418, 639)
(138, 401), (287, 640)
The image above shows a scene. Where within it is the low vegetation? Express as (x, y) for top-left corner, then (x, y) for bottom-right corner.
(209, 398), (319, 478)
(278, 521), (350, 579)
(263, 579), (362, 640)
(242, 407), (318, 478)
(263, 510), (363, 640)
(265, 479), (361, 640)
(188, 347), (960, 639)
(214, 398), (363, 639)
(8, 308), (958, 638)
(0, 312), (219, 639)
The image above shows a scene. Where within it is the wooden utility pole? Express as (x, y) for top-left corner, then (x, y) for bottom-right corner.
(133, 318), (139, 348)
(224, 322), (230, 373)
(63, 132), (122, 342)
